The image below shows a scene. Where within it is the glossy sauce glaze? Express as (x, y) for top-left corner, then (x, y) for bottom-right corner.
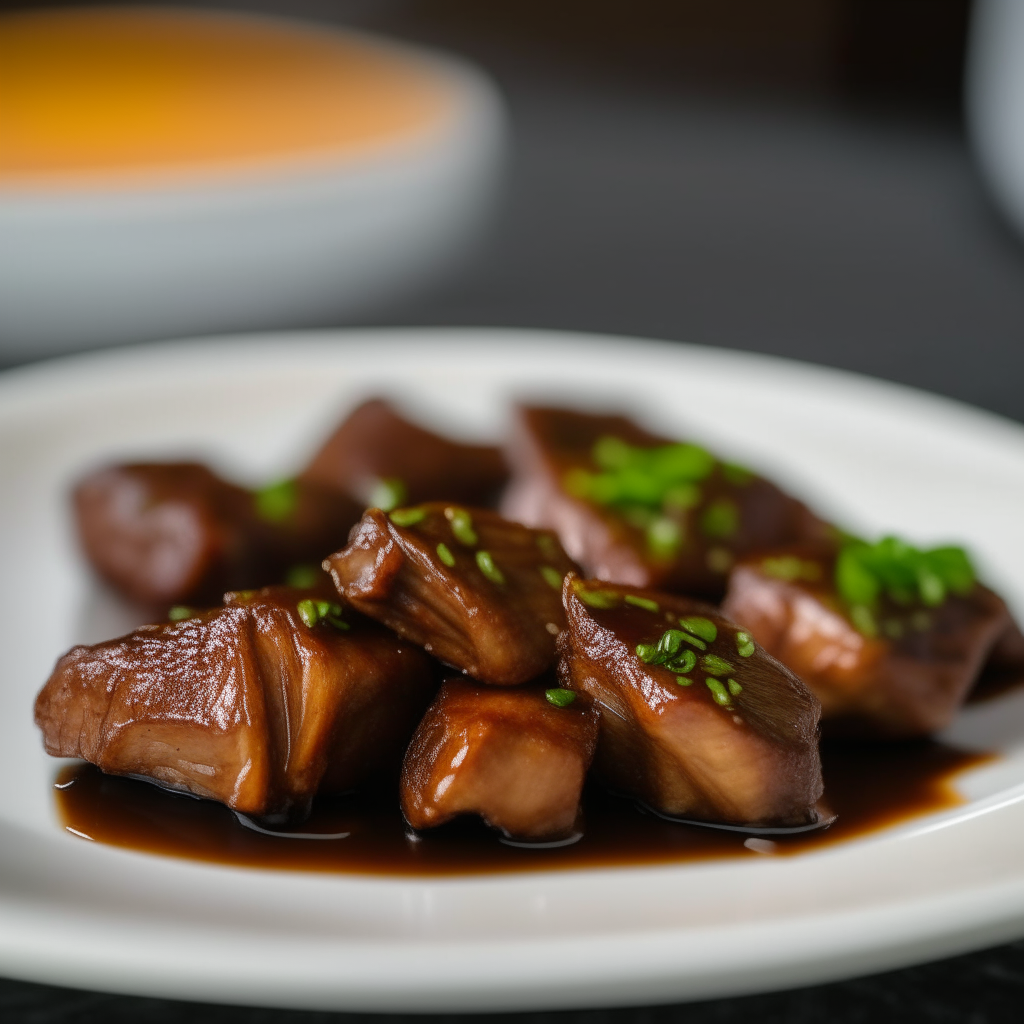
(55, 740), (992, 875)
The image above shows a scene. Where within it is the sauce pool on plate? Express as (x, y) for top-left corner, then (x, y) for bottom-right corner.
(54, 741), (991, 875)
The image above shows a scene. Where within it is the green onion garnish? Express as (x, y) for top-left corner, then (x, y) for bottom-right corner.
(389, 506), (427, 527)
(254, 479), (298, 523)
(296, 599), (319, 629)
(735, 631), (755, 658)
(286, 564), (319, 589)
(436, 542), (456, 567)
(368, 477), (407, 512)
(539, 565), (564, 590)
(705, 678), (732, 706)
(476, 550), (505, 584)
(624, 594), (660, 612)
(700, 498), (739, 539)
(168, 606), (193, 621)
(680, 616), (717, 643)
(545, 688), (577, 707)
(702, 653), (735, 676)
(445, 507), (478, 546)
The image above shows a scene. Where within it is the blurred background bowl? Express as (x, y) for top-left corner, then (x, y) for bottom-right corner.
(0, 7), (505, 359)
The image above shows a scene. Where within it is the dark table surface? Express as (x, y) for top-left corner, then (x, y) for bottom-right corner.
(5, 3), (1024, 1021)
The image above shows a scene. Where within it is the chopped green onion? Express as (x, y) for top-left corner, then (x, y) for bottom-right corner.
(666, 649), (697, 674)
(540, 565), (564, 590)
(536, 533), (561, 560)
(545, 688), (577, 708)
(676, 676), (693, 686)
(680, 616), (717, 643)
(702, 653), (735, 676)
(168, 606), (193, 621)
(390, 506), (427, 527)
(705, 678), (732, 706)
(254, 479), (298, 523)
(476, 550), (505, 584)
(636, 643), (659, 663)
(368, 477), (407, 512)
(700, 498), (739, 539)
(662, 482), (702, 511)
(445, 507), (478, 546)
(296, 598), (319, 629)
(573, 582), (620, 608)
(727, 678), (743, 696)
(647, 516), (683, 558)
(735, 631), (755, 657)
(436, 542), (456, 567)
(624, 594), (660, 612)
(849, 604), (878, 638)
(286, 564), (319, 589)
(657, 630), (686, 656)
(722, 463), (755, 486)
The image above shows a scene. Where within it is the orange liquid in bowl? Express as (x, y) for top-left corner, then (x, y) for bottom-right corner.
(0, 7), (452, 188)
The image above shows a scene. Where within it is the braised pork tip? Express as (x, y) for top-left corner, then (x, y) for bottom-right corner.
(501, 406), (827, 600)
(721, 543), (1015, 738)
(401, 676), (600, 841)
(301, 398), (509, 510)
(73, 463), (363, 608)
(324, 504), (579, 686)
(34, 586), (436, 819)
(557, 573), (824, 829)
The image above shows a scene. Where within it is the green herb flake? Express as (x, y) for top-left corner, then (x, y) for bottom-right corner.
(702, 653), (735, 676)
(254, 479), (299, 523)
(540, 565), (564, 590)
(676, 676), (693, 686)
(436, 542), (456, 568)
(647, 516), (683, 558)
(680, 616), (718, 643)
(636, 643), (659, 663)
(850, 604), (878, 638)
(545, 688), (577, 708)
(476, 550), (505, 584)
(286, 564), (319, 589)
(536, 533), (560, 560)
(666, 649), (697, 674)
(657, 630), (685, 656)
(705, 677), (733, 707)
(296, 598), (319, 629)
(735, 631), (756, 658)
(368, 477), (407, 512)
(573, 582), (620, 609)
(722, 463), (755, 487)
(663, 482), (701, 511)
(727, 678), (743, 696)
(700, 498), (740, 540)
(624, 594), (660, 612)
(168, 606), (193, 622)
(444, 506), (478, 546)
(389, 506), (427, 527)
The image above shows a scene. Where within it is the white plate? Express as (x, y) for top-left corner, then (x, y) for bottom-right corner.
(4, 329), (1024, 1013)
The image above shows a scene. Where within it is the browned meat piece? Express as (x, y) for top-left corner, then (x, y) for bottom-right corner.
(558, 573), (824, 829)
(35, 586), (435, 819)
(502, 406), (827, 600)
(401, 677), (600, 842)
(721, 544), (1014, 737)
(74, 463), (363, 607)
(325, 504), (579, 685)
(302, 398), (509, 510)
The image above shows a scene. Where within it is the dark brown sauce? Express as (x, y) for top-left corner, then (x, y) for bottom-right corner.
(53, 740), (994, 876)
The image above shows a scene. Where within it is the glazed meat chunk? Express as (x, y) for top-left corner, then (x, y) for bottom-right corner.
(302, 398), (509, 509)
(558, 573), (824, 829)
(401, 677), (600, 842)
(502, 406), (826, 600)
(74, 463), (362, 607)
(721, 540), (1015, 737)
(325, 504), (579, 685)
(35, 586), (435, 819)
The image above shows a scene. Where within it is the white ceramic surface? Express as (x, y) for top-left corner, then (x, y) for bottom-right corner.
(968, 0), (1024, 240)
(0, 17), (504, 359)
(3, 329), (1024, 1012)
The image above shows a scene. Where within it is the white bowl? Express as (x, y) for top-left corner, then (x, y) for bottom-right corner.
(0, 12), (504, 359)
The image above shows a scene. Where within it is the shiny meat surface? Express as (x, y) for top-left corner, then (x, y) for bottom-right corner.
(721, 547), (1014, 737)
(302, 398), (509, 508)
(401, 677), (600, 841)
(558, 573), (823, 828)
(74, 463), (362, 607)
(502, 406), (826, 600)
(35, 586), (435, 818)
(325, 504), (579, 685)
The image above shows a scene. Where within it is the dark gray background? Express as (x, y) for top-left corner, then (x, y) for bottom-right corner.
(3, 1), (1024, 1020)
